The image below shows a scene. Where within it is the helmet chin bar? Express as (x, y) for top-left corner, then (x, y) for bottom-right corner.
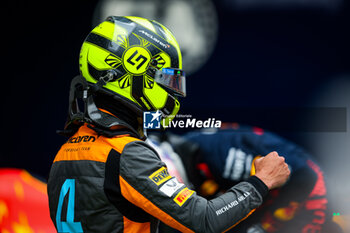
(63, 75), (141, 138)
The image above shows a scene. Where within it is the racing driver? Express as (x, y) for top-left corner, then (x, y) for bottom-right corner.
(47, 16), (290, 233)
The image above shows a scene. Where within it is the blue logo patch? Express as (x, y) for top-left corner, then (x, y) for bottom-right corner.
(143, 111), (162, 129)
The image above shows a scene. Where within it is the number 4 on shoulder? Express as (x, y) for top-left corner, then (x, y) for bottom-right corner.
(56, 179), (83, 232)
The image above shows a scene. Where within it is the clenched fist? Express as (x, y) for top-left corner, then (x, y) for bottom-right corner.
(254, 151), (290, 190)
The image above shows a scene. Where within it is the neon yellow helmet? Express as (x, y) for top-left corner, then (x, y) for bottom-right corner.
(79, 16), (185, 127)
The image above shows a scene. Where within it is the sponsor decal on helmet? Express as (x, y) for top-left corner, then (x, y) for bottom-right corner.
(138, 30), (170, 49)
(173, 188), (194, 207)
(149, 167), (171, 186)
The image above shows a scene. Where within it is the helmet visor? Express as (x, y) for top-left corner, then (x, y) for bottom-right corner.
(154, 68), (186, 97)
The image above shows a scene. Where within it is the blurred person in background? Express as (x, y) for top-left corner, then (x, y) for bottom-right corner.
(47, 16), (290, 233)
(149, 124), (343, 233)
(0, 168), (55, 233)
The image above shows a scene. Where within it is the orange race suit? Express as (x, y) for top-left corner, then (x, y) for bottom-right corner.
(47, 123), (269, 233)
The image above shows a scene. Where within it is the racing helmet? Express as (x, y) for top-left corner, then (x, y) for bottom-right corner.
(79, 16), (186, 127)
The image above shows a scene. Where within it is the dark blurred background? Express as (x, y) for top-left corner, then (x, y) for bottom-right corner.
(2, 0), (350, 228)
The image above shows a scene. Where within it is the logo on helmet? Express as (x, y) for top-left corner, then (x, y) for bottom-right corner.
(138, 30), (170, 49)
(123, 46), (151, 74)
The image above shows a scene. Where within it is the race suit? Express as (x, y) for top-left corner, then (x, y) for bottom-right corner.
(163, 125), (328, 233)
(47, 123), (269, 233)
